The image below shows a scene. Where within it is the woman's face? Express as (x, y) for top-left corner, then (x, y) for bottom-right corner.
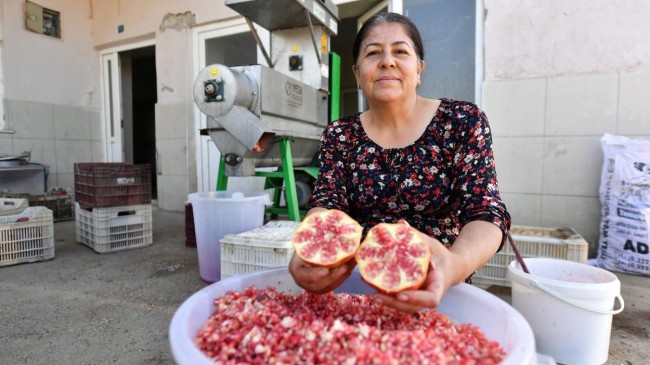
(354, 23), (424, 105)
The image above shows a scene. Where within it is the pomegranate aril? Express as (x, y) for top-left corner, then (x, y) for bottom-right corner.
(195, 287), (506, 364)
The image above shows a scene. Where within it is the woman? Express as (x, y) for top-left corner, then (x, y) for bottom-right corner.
(289, 12), (511, 312)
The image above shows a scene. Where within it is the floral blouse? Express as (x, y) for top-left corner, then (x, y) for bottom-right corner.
(308, 98), (511, 247)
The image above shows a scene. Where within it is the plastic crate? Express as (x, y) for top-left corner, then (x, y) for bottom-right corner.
(472, 225), (589, 289)
(0, 191), (75, 222)
(220, 220), (300, 279)
(0, 207), (55, 267)
(29, 194), (75, 222)
(74, 163), (152, 208)
(0, 198), (29, 216)
(75, 203), (153, 254)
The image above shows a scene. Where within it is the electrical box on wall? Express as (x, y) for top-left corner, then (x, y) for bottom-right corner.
(25, 1), (61, 39)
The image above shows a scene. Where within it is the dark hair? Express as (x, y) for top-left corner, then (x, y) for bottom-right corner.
(352, 12), (425, 67)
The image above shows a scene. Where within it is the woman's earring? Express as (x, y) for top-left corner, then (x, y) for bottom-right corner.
(357, 84), (361, 89)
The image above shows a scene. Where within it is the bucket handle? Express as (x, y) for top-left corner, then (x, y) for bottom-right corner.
(529, 280), (625, 315)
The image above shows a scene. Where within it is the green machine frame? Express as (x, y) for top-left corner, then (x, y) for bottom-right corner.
(215, 52), (341, 222)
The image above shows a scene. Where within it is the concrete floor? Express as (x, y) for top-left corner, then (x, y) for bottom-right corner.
(0, 207), (648, 365)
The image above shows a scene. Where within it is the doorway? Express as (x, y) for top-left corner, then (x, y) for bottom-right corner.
(122, 46), (158, 199)
(100, 42), (158, 199)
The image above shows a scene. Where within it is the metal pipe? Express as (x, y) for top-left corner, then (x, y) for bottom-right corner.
(245, 17), (274, 68)
(304, 9), (322, 65)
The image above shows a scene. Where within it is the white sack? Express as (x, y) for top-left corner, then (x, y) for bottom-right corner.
(598, 134), (650, 276)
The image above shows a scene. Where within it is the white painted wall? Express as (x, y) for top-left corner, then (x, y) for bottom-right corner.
(0, 0), (103, 190)
(3, 0), (99, 108)
(482, 0), (650, 254)
(484, 0), (650, 79)
(91, 0), (239, 49)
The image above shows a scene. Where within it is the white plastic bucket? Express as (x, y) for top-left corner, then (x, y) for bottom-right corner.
(170, 268), (540, 365)
(188, 191), (270, 283)
(508, 258), (624, 365)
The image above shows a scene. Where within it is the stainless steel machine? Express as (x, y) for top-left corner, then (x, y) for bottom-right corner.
(193, 0), (340, 220)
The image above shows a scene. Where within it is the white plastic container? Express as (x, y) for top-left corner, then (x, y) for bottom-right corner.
(188, 191), (270, 283)
(508, 258), (624, 365)
(220, 220), (299, 279)
(0, 206), (54, 267)
(169, 268), (544, 365)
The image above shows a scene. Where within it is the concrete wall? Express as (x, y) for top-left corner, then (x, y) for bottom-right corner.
(481, 0), (650, 254)
(91, 0), (238, 48)
(0, 0), (102, 190)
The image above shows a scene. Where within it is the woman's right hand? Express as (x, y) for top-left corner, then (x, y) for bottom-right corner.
(288, 252), (356, 294)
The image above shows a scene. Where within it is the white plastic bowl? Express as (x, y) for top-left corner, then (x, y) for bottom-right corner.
(169, 268), (539, 365)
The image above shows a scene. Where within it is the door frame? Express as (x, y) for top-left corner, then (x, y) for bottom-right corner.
(99, 39), (155, 162)
(474, 0), (485, 105)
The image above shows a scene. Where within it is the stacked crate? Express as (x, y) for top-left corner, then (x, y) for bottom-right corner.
(74, 163), (153, 254)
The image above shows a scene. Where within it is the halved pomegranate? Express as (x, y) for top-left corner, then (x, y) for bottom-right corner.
(356, 223), (431, 294)
(291, 209), (363, 268)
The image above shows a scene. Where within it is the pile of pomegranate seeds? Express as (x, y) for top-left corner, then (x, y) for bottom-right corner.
(195, 287), (505, 365)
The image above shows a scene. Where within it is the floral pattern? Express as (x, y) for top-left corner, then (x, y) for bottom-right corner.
(309, 98), (511, 246)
